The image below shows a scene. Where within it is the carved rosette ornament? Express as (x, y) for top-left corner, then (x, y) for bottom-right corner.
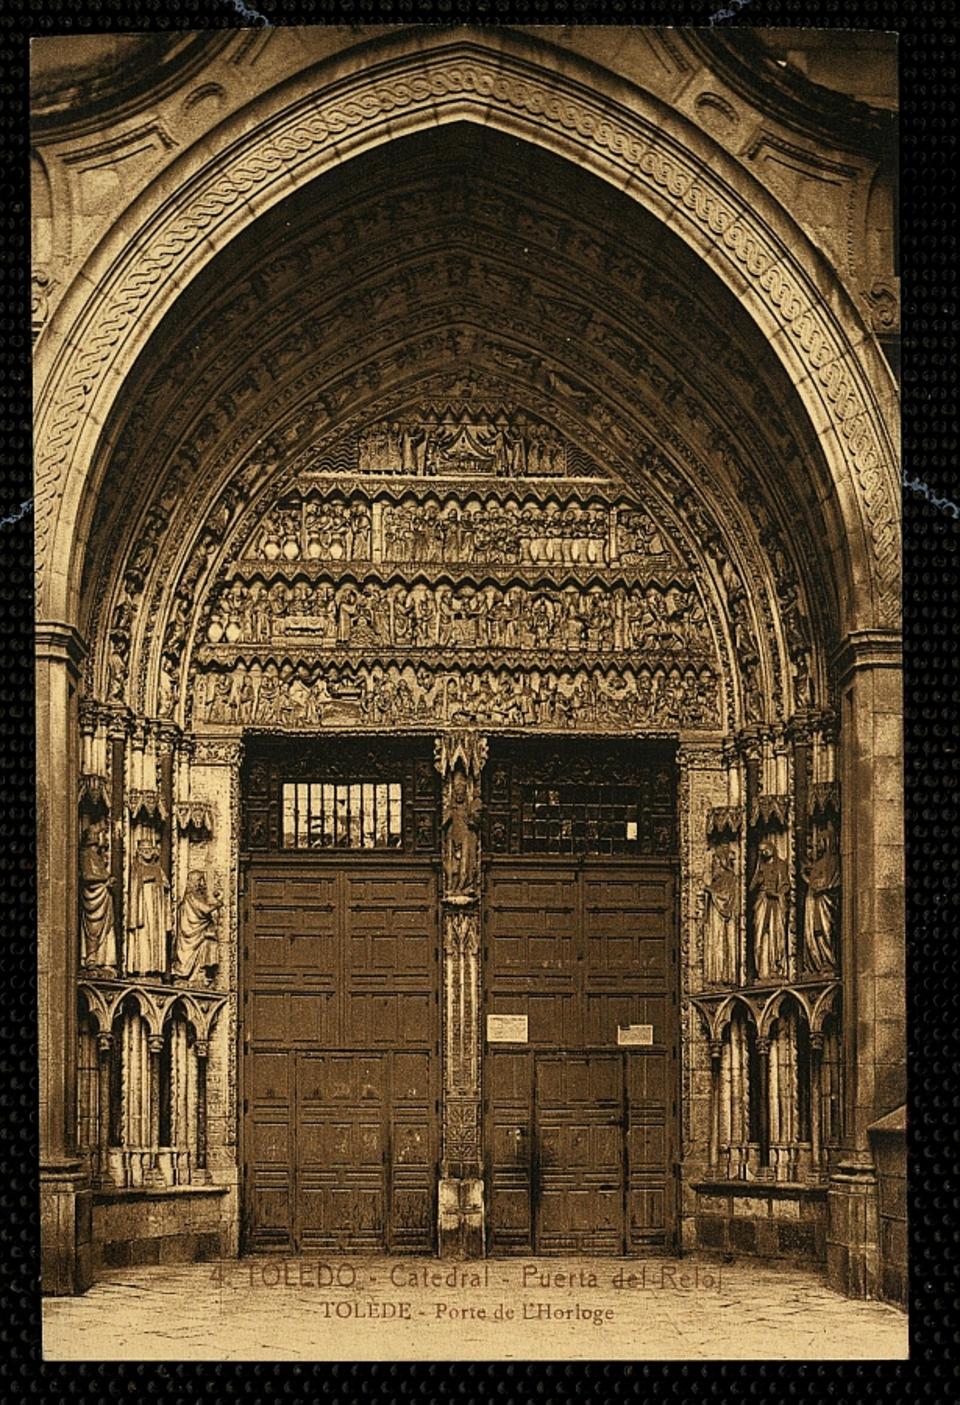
(434, 730), (487, 1256)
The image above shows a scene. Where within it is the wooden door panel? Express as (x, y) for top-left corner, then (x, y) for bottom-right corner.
(249, 873), (338, 984)
(628, 1188), (666, 1241)
(244, 859), (438, 1254)
(246, 1049), (294, 1251)
(583, 993), (668, 1045)
(536, 1054), (624, 1254)
(485, 855), (677, 1256)
(485, 1050), (534, 1254)
(485, 870), (578, 974)
(297, 1052), (387, 1251)
(344, 991), (434, 1047)
(627, 1050), (668, 1102)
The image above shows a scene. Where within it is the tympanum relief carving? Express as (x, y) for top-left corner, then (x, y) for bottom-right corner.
(188, 407), (724, 736)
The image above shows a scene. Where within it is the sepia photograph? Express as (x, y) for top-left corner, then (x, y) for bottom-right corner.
(32, 19), (906, 1361)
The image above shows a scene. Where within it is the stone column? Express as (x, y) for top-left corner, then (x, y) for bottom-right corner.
(195, 1040), (211, 1185)
(435, 731), (487, 1258)
(738, 729), (763, 982)
(755, 1036), (773, 1180)
(827, 629), (904, 1297)
(708, 1040), (723, 1175)
(37, 622), (93, 1294)
(146, 1034), (165, 1187)
(96, 1031), (114, 1188)
(809, 1032), (826, 1183)
(107, 711), (129, 971)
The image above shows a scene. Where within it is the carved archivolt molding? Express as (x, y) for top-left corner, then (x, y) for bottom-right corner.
(36, 33), (898, 633)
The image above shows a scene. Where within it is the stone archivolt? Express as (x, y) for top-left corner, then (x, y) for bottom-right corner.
(76, 139), (831, 736)
(36, 36), (898, 649)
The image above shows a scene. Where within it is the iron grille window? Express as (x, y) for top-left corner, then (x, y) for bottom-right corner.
(484, 740), (677, 856)
(281, 780), (403, 849)
(520, 782), (643, 854)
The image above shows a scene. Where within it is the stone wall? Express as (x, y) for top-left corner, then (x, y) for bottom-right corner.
(92, 1186), (235, 1271)
(870, 1107), (907, 1308)
(694, 1183), (828, 1265)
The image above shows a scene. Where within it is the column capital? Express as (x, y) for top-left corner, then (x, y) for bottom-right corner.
(831, 628), (902, 686)
(35, 620), (88, 676)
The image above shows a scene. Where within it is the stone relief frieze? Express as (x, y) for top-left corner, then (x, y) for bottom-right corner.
(239, 487), (676, 571)
(194, 659), (720, 732)
(83, 181), (834, 705)
(89, 244), (809, 724)
(93, 355), (789, 736)
(356, 407), (585, 478)
(183, 459), (723, 735)
(199, 577), (712, 657)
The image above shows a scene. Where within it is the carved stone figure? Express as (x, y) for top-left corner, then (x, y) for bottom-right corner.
(702, 843), (738, 985)
(172, 870), (222, 982)
(751, 839), (789, 979)
(79, 822), (116, 970)
(801, 823), (840, 971)
(195, 656), (722, 731)
(442, 768), (482, 898)
(126, 837), (170, 977)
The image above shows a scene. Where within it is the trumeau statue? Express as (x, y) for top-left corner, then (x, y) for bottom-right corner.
(702, 843), (739, 986)
(79, 821), (116, 970)
(126, 837), (170, 977)
(442, 768), (482, 899)
(801, 822), (840, 972)
(751, 839), (790, 980)
(172, 870), (222, 982)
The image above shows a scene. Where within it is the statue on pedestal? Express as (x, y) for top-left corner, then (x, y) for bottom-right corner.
(801, 823), (840, 972)
(751, 839), (789, 979)
(126, 837), (169, 977)
(172, 870), (222, 982)
(80, 822), (116, 970)
(702, 843), (739, 985)
(442, 768), (482, 899)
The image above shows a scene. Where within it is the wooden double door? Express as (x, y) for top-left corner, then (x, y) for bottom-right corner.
(484, 859), (679, 1254)
(242, 859), (439, 1253)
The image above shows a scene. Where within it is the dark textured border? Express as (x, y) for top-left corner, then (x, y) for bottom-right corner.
(3, 0), (957, 1393)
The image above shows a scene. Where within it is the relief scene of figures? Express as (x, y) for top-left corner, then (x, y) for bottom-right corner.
(353, 407), (584, 477)
(240, 491), (675, 570)
(200, 577), (713, 656)
(196, 660), (721, 731)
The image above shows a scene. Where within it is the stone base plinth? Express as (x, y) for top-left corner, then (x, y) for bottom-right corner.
(92, 1185), (234, 1273)
(827, 1158), (881, 1298)
(692, 1181), (828, 1264)
(438, 1176), (484, 1259)
(41, 1164), (93, 1296)
(869, 1108), (907, 1308)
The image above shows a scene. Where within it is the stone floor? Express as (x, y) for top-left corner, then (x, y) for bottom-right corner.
(43, 1254), (908, 1361)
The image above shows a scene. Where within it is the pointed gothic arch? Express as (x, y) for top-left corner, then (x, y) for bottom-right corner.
(36, 27), (902, 1300)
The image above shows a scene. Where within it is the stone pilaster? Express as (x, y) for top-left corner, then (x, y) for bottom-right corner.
(434, 731), (487, 1258)
(37, 622), (93, 1293)
(827, 629), (903, 1297)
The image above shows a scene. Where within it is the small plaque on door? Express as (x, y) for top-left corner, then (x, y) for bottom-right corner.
(487, 1014), (528, 1043)
(617, 1023), (654, 1046)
